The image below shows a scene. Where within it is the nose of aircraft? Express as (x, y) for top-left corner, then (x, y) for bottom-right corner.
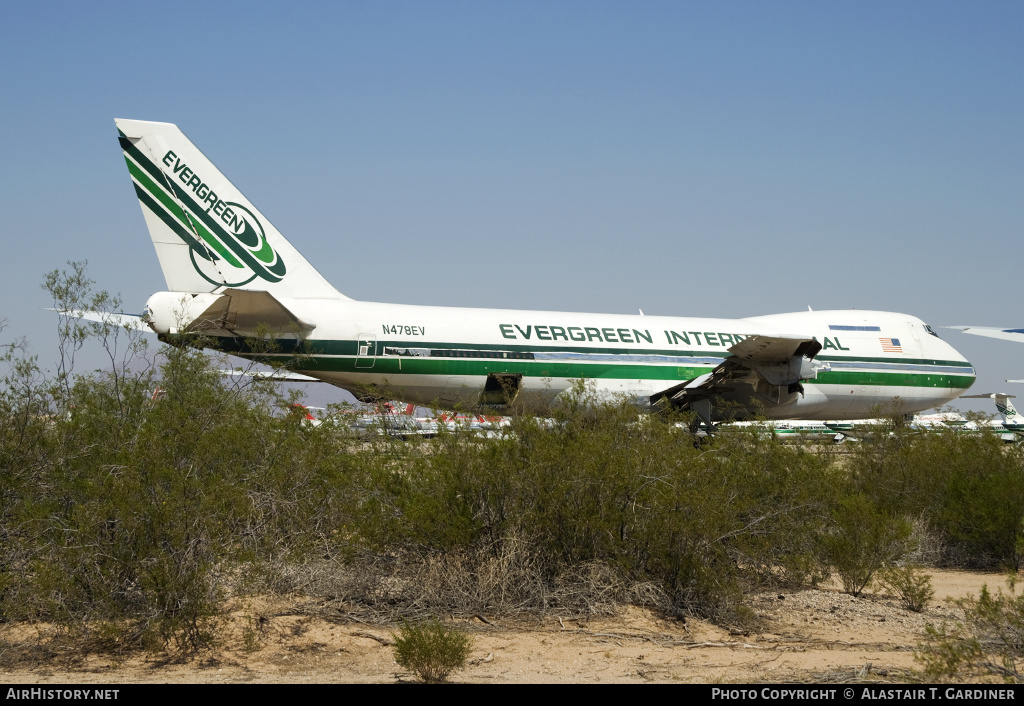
(941, 336), (976, 394)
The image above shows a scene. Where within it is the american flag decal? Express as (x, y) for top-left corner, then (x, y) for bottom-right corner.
(880, 337), (902, 353)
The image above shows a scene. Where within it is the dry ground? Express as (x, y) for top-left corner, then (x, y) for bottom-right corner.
(0, 569), (1006, 684)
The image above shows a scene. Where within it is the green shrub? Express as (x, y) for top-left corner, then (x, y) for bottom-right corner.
(931, 439), (1024, 570)
(19, 264), (1024, 655)
(849, 411), (1024, 571)
(819, 493), (913, 596)
(392, 618), (472, 682)
(0, 265), (370, 654)
(917, 578), (1024, 682)
(358, 383), (838, 622)
(879, 564), (934, 612)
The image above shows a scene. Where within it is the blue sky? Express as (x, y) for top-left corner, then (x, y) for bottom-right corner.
(2, 1), (1022, 412)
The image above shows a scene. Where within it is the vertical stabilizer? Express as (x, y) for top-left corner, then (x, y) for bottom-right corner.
(963, 393), (1023, 430)
(994, 393), (1022, 427)
(116, 119), (346, 300)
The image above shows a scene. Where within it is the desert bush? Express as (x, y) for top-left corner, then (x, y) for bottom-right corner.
(929, 438), (1024, 570)
(32, 344), (257, 651)
(357, 382), (839, 622)
(34, 343), (369, 652)
(0, 331), (52, 623)
(14, 264), (1024, 654)
(848, 406), (1024, 571)
(917, 578), (1024, 682)
(392, 618), (472, 682)
(0, 266), (371, 653)
(879, 564), (934, 612)
(819, 492), (914, 597)
(306, 534), (668, 621)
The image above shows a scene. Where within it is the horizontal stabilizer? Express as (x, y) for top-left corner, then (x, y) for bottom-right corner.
(48, 309), (148, 331)
(963, 392), (1023, 428)
(188, 289), (314, 337)
(220, 368), (321, 382)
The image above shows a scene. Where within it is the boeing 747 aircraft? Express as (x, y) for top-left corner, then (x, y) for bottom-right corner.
(113, 119), (976, 425)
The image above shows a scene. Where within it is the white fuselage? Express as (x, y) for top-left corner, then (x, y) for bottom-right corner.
(152, 295), (974, 420)
(119, 118), (976, 422)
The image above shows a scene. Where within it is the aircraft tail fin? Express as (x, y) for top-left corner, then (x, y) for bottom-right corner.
(964, 393), (1021, 425)
(115, 119), (346, 300)
(994, 394), (1021, 425)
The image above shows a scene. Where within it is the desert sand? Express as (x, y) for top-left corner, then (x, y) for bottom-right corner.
(0, 568), (1007, 684)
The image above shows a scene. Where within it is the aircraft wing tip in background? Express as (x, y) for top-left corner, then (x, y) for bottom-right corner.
(943, 326), (1024, 343)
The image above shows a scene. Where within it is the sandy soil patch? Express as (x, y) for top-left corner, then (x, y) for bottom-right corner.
(0, 569), (1007, 684)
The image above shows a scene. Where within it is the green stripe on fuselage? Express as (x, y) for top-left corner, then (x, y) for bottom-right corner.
(261, 354), (975, 389)
(187, 336), (973, 389)
(816, 354), (972, 368)
(202, 336), (974, 368)
(297, 355), (713, 382)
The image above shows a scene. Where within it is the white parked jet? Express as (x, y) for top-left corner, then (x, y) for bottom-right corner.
(115, 119), (976, 424)
(962, 393), (1024, 436)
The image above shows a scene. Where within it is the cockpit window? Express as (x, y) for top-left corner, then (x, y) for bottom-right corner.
(924, 324), (940, 338)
